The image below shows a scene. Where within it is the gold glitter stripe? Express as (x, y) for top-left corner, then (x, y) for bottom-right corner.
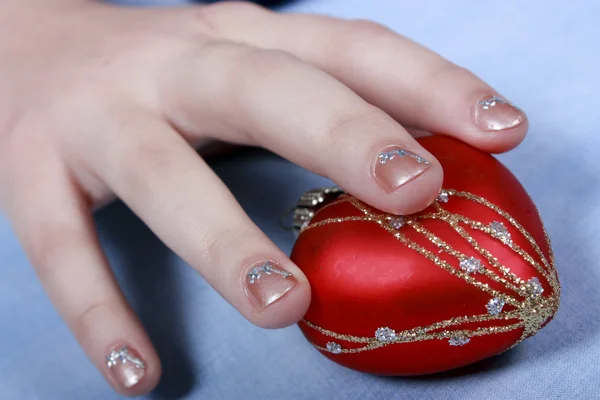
(419, 209), (550, 286)
(313, 323), (525, 354)
(447, 190), (553, 274)
(432, 213), (525, 286)
(301, 319), (372, 343)
(303, 216), (374, 232)
(542, 225), (561, 293)
(452, 214), (559, 293)
(406, 220), (524, 296)
(302, 310), (523, 343)
(392, 231), (522, 307)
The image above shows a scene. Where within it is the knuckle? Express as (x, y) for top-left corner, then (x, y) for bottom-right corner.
(198, 43), (302, 104)
(421, 63), (479, 95)
(453, 65), (477, 79)
(430, 63), (473, 82)
(183, 7), (222, 37)
(239, 48), (299, 79)
(321, 107), (388, 151)
(72, 301), (117, 343)
(195, 230), (226, 270)
(323, 19), (393, 68)
(207, 1), (267, 17)
(126, 140), (173, 175)
(345, 18), (391, 37)
(0, 117), (62, 208)
(219, 46), (301, 109)
(193, 225), (255, 273)
(26, 224), (81, 276)
(183, 2), (268, 38)
(116, 138), (174, 194)
(0, 121), (23, 176)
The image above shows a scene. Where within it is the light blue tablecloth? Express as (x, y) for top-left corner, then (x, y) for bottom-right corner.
(1, 0), (599, 399)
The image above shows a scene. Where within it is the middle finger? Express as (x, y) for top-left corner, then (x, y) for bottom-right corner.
(163, 41), (443, 215)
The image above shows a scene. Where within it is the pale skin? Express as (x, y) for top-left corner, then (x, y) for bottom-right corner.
(0, 0), (528, 396)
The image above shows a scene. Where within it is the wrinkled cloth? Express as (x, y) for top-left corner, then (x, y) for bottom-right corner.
(1, 0), (599, 399)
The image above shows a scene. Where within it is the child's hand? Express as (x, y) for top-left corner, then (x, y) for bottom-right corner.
(0, 1), (527, 395)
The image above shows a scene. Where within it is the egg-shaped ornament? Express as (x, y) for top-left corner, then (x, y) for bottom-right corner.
(290, 136), (560, 376)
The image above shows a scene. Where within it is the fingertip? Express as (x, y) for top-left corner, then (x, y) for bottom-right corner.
(379, 154), (444, 216)
(465, 116), (529, 154)
(342, 141), (444, 217)
(117, 368), (161, 398)
(460, 93), (529, 153)
(240, 259), (311, 329)
(252, 278), (311, 329)
(104, 342), (162, 397)
(137, 355), (162, 396)
(394, 158), (444, 215)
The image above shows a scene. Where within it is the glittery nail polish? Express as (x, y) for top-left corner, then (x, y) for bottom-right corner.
(244, 260), (296, 309)
(374, 146), (431, 193)
(106, 345), (146, 389)
(475, 95), (526, 131)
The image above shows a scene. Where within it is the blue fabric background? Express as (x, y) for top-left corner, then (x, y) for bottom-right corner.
(1, 0), (599, 399)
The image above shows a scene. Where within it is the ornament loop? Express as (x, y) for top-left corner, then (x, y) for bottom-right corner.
(290, 187), (344, 237)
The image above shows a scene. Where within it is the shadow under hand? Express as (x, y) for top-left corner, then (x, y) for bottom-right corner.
(89, 147), (319, 399)
(206, 147), (332, 253)
(95, 202), (197, 400)
(89, 138), (594, 395)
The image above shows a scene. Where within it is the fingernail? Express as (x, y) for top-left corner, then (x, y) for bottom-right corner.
(244, 260), (296, 309)
(374, 146), (431, 193)
(106, 345), (146, 389)
(475, 95), (526, 131)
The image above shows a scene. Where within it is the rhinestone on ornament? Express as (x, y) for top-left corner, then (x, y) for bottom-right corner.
(525, 277), (544, 298)
(449, 336), (471, 346)
(388, 216), (405, 230)
(375, 327), (397, 342)
(326, 342), (342, 354)
(460, 257), (483, 274)
(489, 221), (513, 245)
(437, 190), (449, 203)
(486, 298), (505, 315)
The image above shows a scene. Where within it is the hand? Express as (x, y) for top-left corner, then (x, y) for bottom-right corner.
(0, 0), (528, 395)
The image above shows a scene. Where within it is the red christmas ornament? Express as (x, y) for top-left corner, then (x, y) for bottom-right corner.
(290, 136), (560, 375)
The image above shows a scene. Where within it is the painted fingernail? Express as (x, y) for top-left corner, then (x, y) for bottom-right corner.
(374, 146), (431, 193)
(475, 95), (526, 131)
(245, 260), (296, 309)
(106, 345), (146, 389)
